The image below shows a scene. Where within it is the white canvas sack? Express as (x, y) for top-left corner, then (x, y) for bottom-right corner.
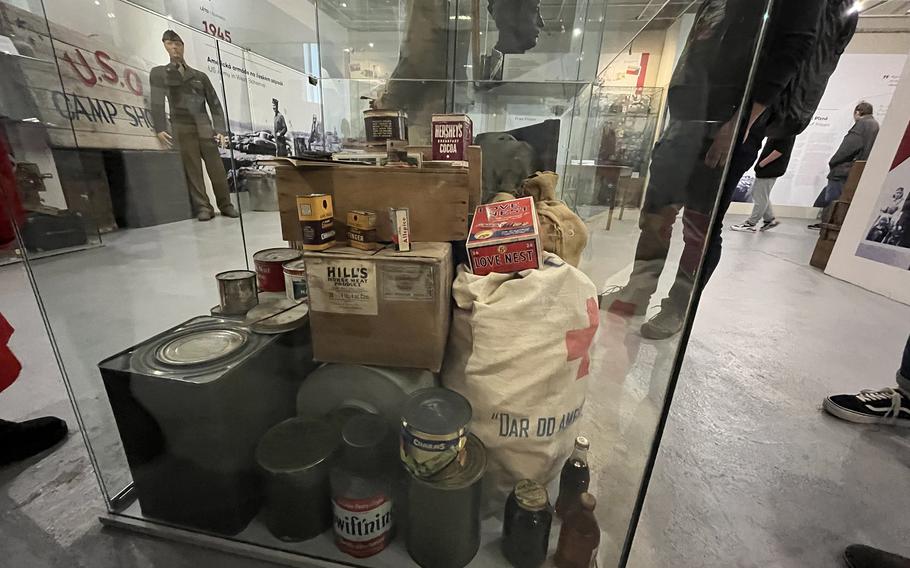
(442, 253), (599, 505)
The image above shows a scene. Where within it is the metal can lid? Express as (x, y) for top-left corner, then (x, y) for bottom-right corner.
(253, 247), (303, 263)
(364, 109), (407, 118)
(413, 433), (486, 490)
(402, 388), (472, 436)
(575, 436), (590, 451)
(283, 259), (307, 273)
(256, 418), (338, 474)
(514, 479), (549, 511)
(156, 328), (248, 366)
(216, 270), (256, 281)
(343, 413), (387, 450)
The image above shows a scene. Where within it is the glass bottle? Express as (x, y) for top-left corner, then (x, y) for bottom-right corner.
(554, 492), (601, 568)
(555, 436), (590, 517)
(502, 479), (553, 568)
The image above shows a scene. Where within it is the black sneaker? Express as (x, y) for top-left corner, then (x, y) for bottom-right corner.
(808, 223), (821, 230)
(822, 387), (910, 426)
(0, 416), (68, 466)
(845, 544), (910, 568)
(760, 219), (780, 232)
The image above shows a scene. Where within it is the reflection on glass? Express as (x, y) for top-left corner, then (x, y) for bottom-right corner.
(3, 0), (774, 567)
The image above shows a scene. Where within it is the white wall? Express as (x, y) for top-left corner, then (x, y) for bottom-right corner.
(825, 51), (910, 306)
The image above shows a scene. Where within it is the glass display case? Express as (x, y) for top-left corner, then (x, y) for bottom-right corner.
(1, 0), (772, 566)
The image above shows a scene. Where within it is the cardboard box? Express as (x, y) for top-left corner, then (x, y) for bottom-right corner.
(840, 161), (866, 203)
(810, 238), (836, 270)
(263, 146), (480, 244)
(467, 197), (542, 276)
(432, 114), (473, 163)
(304, 243), (452, 372)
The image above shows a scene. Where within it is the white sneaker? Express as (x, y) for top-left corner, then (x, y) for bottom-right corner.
(730, 222), (757, 232)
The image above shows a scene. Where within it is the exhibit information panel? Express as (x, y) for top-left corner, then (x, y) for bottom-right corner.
(1, 0), (772, 566)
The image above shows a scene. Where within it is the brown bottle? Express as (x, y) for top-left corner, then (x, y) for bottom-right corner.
(554, 492), (600, 568)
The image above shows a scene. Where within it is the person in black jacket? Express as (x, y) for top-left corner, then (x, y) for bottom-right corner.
(730, 135), (795, 232)
(600, 0), (857, 340)
(150, 30), (238, 221)
(809, 101), (880, 229)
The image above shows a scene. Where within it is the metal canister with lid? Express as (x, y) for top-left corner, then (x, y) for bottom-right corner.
(406, 433), (486, 568)
(255, 417), (339, 542)
(253, 247), (302, 292)
(400, 388), (471, 479)
(215, 270), (258, 315)
(363, 108), (408, 144)
(502, 479), (553, 568)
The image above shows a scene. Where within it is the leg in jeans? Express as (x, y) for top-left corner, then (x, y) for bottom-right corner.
(748, 177), (776, 224)
(897, 333), (910, 393)
(824, 332), (910, 426)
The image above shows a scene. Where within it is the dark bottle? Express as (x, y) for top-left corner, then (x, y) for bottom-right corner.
(554, 492), (601, 568)
(555, 436), (590, 517)
(502, 479), (553, 568)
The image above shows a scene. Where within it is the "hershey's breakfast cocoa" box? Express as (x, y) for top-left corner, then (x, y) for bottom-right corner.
(466, 196), (541, 276)
(431, 114), (473, 163)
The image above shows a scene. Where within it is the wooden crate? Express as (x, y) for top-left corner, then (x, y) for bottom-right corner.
(840, 161), (866, 203)
(829, 200), (850, 227)
(819, 223), (841, 242)
(265, 146), (481, 244)
(810, 238), (836, 270)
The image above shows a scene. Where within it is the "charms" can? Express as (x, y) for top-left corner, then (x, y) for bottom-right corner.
(283, 260), (308, 302)
(215, 270), (258, 315)
(253, 248), (302, 292)
(400, 388), (471, 479)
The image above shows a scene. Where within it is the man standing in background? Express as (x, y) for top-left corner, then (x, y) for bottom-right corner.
(730, 135), (794, 232)
(272, 98), (288, 157)
(150, 30), (239, 222)
(810, 101), (879, 229)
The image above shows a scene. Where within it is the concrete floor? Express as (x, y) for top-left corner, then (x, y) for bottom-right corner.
(2, 213), (909, 568)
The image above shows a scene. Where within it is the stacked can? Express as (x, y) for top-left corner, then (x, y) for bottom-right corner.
(400, 388), (485, 568)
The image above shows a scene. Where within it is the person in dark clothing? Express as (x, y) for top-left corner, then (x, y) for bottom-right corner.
(601, 0), (855, 340)
(730, 135), (795, 232)
(150, 30), (238, 222)
(844, 544), (910, 568)
(272, 98), (289, 157)
(809, 101), (880, 229)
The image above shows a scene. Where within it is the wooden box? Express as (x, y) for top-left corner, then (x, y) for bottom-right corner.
(829, 200), (851, 227)
(840, 161), (866, 203)
(266, 146), (480, 244)
(819, 223), (841, 242)
(810, 238), (836, 270)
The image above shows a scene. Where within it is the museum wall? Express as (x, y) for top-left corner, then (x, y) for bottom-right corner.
(826, 52), (910, 305)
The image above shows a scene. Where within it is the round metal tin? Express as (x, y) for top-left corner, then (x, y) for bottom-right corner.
(155, 328), (248, 366)
(401, 388), (472, 479)
(253, 247), (302, 292)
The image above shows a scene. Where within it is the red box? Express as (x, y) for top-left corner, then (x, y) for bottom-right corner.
(432, 114), (473, 163)
(467, 197), (541, 276)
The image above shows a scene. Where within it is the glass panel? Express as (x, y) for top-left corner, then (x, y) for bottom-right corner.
(6, 0), (774, 566)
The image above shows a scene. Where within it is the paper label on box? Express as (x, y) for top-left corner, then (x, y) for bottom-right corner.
(307, 258), (378, 315)
(381, 265), (434, 301)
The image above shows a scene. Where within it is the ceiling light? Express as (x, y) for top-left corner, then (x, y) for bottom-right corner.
(94, 0), (100, 4)
(341, 1), (348, 6)
(107, 12), (115, 18)
(573, 27), (582, 37)
(847, 1), (862, 13)
(368, 42), (374, 48)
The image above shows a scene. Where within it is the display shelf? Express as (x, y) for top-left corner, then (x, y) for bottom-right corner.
(105, 495), (619, 568)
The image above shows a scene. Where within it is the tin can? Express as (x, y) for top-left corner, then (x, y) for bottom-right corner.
(503, 479), (553, 568)
(347, 210), (380, 251)
(283, 260), (308, 302)
(255, 418), (340, 542)
(400, 388), (471, 479)
(215, 270), (258, 315)
(297, 194), (336, 251)
(406, 434), (486, 568)
(431, 113), (473, 162)
(390, 207), (411, 252)
(253, 248), (302, 292)
(363, 109), (408, 144)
